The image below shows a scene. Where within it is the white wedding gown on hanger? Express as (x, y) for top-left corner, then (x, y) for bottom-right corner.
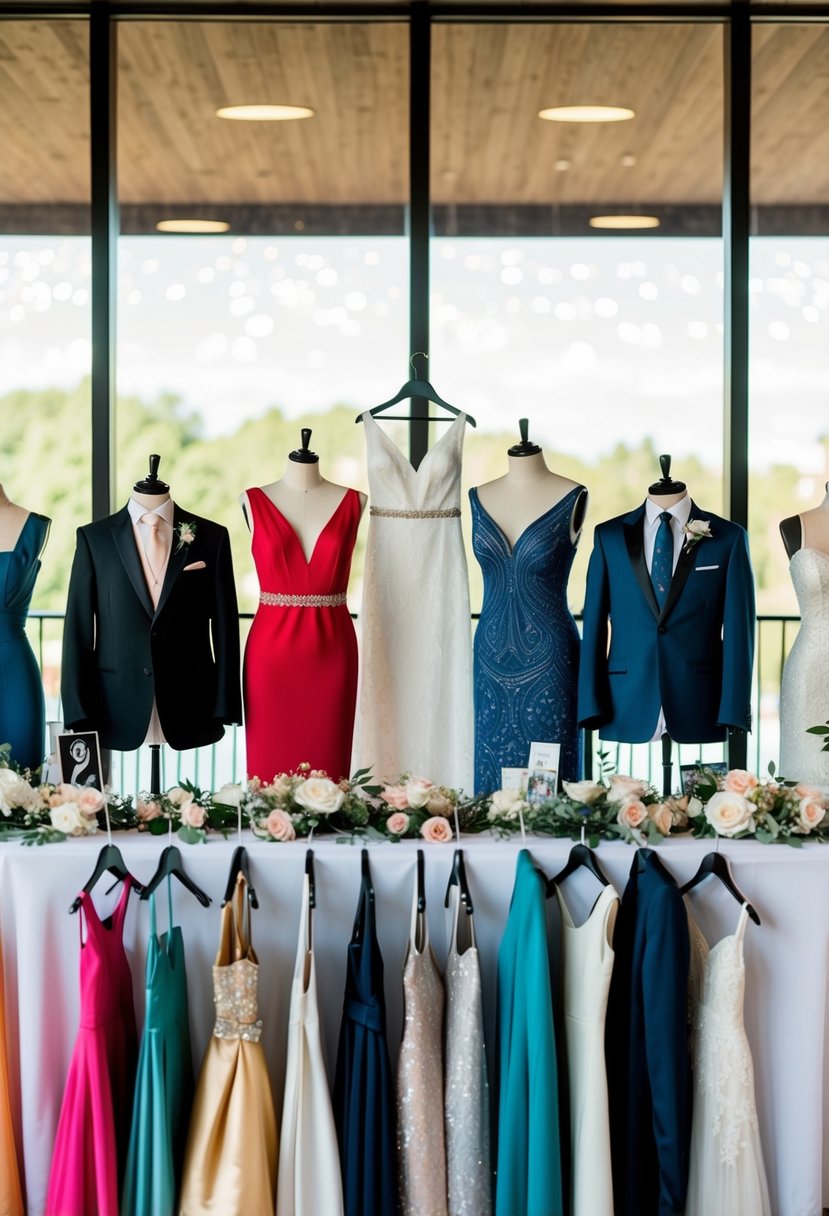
(779, 548), (829, 787)
(355, 411), (474, 790)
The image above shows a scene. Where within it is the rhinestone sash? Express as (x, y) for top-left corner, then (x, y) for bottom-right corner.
(259, 591), (347, 607)
(370, 507), (461, 519)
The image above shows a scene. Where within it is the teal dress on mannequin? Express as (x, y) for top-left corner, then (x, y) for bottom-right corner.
(496, 849), (564, 1216)
(0, 511), (50, 771)
(123, 881), (193, 1216)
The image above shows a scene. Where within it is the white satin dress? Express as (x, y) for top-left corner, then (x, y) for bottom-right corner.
(276, 874), (343, 1216)
(779, 548), (829, 787)
(355, 411), (474, 790)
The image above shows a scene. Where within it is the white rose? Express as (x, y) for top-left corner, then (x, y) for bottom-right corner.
(488, 789), (527, 820)
(405, 778), (434, 809)
(799, 796), (826, 833)
(686, 519), (710, 537)
(0, 768), (40, 811)
(705, 790), (755, 837)
(166, 786), (191, 808)
(294, 777), (345, 816)
(607, 775), (650, 803)
(0, 791), (9, 817)
(215, 783), (244, 809)
(687, 796), (703, 819)
(562, 780), (605, 805)
(49, 803), (87, 836)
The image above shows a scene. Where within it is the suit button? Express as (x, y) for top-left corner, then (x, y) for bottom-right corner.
(143, 667), (152, 676)
(658, 624), (667, 634)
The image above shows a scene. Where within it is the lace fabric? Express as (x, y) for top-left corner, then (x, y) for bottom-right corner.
(780, 549), (829, 786)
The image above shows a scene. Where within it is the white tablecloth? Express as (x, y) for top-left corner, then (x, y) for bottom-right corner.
(0, 833), (825, 1216)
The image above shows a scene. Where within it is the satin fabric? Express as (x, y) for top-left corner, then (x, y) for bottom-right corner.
(243, 486), (361, 782)
(277, 874), (343, 1216)
(180, 873), (277, 1216)
(46, 880), (137, 1216)
(334, 864), (397, 1216)
(0, 941), (23, 1216)
(0, 511), (49, 771)
(122, 883), (193, 1216)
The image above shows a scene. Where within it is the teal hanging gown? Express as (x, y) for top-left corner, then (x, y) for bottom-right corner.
(122, 881), (193, 1216)
(496, 849), (564, 1216)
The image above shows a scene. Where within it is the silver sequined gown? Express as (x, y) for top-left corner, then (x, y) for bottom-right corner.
(444, 885), (492, 1216)
(397, 871), (448, 1216)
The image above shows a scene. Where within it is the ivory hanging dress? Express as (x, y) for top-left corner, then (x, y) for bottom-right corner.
(179, 873), (278, 1216)
(355, 411), (473, 789)
(685, 904), (771, 1216)
(276, 873), (343, 1216)
(555, 882), (619, 1216)
(397, 870), (448, 1216)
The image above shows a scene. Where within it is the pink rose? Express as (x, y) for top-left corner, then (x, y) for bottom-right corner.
(266, 809), (296, 842)
(723, 769), (759, 796)
(608, 776), (650, 803)
(386, 811), (410, 835)
(76, 788), (105, 818)
(381, 784), (410, 810)
(616, 797), (648, 829)
(180, 800), (206, 829)
(48, 793), (64, 808)
(799, 796), (826, 832)
(420, 816), (454, 843)
(425, 788), (454, 817)
(796, 783), (826, 800)
(648, 803), (674, 835)
(137, 799), (162, 822)
(57, 783), (80, 803)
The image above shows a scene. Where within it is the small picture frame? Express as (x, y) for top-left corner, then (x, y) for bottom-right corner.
(58, 731), (104, 792)
(501, 767), (530, 793)
(526, 768), (558, 806)
(527, 742), (561, 794)
(679, 761), (727, 795)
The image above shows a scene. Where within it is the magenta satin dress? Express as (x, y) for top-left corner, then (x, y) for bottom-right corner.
(46, 880), (137, 1216)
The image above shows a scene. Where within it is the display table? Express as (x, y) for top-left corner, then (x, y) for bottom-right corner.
(0, 833), (826, 1216)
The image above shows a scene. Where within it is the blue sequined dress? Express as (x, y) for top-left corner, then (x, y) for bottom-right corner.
(0, 512), (50, 771)
(470, 486), (583, 794)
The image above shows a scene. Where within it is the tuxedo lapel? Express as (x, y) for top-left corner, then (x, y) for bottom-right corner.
(623, 508), (660, 621)
(111, 507), (154, 619)
(154, 505), (192, 619)
(659, 502), (707, 625)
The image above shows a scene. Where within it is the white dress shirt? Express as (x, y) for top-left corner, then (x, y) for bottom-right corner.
(643, 494), (692, 741)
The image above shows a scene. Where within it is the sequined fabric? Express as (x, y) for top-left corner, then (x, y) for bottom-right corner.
(259, 590), (347, 608)
(369, 506), (461, 519)
(212, 958), (263, 1042)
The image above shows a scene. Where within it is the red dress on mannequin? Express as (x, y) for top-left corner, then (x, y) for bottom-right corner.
(243, 485), (361, 782)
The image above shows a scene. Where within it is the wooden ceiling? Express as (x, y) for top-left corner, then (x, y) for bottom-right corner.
(0, 19), (827, 207)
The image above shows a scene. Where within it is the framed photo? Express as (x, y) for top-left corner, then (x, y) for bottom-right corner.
(527, 742), (561, 788)
(501, 767), (530, 793)
(679, 761), (727, 795)
(58, 731), (104, 792)
(526, 768), (558, 806)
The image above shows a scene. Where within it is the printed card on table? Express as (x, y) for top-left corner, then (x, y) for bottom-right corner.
(527, 742), (561, 792)
(500, 767), (529, 793)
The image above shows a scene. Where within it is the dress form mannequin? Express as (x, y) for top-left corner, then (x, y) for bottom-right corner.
(475, 420), (588, 544)
(0, 484), (32, 550)
(780, 484), (829, 558)
(647, 454), (688, 512)
(240, 429), (366, 556)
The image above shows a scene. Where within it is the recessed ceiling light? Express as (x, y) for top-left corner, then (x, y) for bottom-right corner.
(156, 219), (230, 234)
(589, 214), (660, 230)
(216, 104), (314, 122)
(539, 105), (635, 123)
(555, 158), (571, 172)
(621, 153), (637, 167)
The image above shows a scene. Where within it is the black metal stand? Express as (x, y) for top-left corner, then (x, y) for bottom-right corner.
(149, 744), (162, 799)
(661, 732), (673, 797)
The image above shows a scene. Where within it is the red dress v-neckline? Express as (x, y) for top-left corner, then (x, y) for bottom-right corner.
(251, 485), (352, 568)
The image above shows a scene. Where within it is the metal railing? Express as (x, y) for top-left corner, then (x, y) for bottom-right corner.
(26, 610), (799, 798)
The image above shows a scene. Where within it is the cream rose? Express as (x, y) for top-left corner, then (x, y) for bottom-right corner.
(386, 811), (410, 835)
(687, 796), (704, 819)
(723, 769), (759, 796)
(166, 786), (191, 808)
(180, 800), (206, 829)
(799, 796), (826, 833)
(0, 791), (9, 818)
(49, 803), (87, 836)
(136, 799), (162, 822)
(294, 777), (345, 815)
(56, 782), (81, 803)
(488, 789), (527, 821)
(607, 776), (650, 803)
(705, 790), (755, 837)
(405, 779), (434, 809)
(562, 780), (605, 805)
(266, 809), (296, 842)
(648, 803), (674, 836)
(215, 783), (244, 808)
(425, 788), (453, 817)
(76, 788), (105, 817)
(616, 797), (648, 829)
(380, 784), (410, 810)
(421, 815), (454, 843)
(0, 769), (40, 811)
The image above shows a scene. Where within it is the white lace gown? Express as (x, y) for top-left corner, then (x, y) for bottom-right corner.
(779, 548), (829, 787)
(686, 904), (771, 1216)
(355, 411), (474, 790)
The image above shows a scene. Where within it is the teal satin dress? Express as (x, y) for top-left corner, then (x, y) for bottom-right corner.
(0, 511), (49, 772)
(496, 849), (564, 1216)
(123, 881), (193, 1216)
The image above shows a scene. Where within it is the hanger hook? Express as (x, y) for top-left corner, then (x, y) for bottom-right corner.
(410, 351), (428, 376)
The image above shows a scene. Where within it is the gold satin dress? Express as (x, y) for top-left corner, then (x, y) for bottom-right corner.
(0, 942), (24, 1216)
(179, 873), (278, 1216)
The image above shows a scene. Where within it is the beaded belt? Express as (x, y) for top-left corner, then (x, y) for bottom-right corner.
(370, 507), (461, 519)
(259, 591), (347, 607)
(213, 1016), (263, 1043)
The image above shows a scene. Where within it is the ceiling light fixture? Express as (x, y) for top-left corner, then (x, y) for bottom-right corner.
(156, 219), (231, 234)
(216, 104), (315, 122)
(539, 105), (635, 123)
(554, 158), (571, 172)
(589, 214), (660, 230)
(620, 153), (637, 167)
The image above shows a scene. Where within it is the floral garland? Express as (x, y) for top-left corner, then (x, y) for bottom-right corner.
(683, 765), (829, 846)
(135, 782), (240, 845)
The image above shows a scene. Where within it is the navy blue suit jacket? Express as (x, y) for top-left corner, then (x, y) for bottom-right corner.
(606, 850), (691, 1216)
(578, 502), (755, 742)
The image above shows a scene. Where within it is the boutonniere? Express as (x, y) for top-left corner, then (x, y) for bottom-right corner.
(683, 519), (713, 549)
(176, 520), (197, 553)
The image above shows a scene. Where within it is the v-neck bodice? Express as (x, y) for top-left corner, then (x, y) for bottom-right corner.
(362, 411), (467, 512)
(246, 485), (361, 596)
(0, 512), (49, 629)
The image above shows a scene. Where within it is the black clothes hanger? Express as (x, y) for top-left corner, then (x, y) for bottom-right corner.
(133, 453), (170, 496)
(306, 848), (316, 910)
(444, 848), (474, 916)
(140, 844), (211, 908)
(547, 843), (610, 895)
(361, 847), (375, 903)
(507, 417), (542, 457)
(416, 849), (426, 913)
(289, 428), (319, 465)
(356, 353), (477, 427)
(680, 851), (761, 925)
(69, 843), (144, 914)
(648, 453), (686, 497)
(222, 845), (258, 909)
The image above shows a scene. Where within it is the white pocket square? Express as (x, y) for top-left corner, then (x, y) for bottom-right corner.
(695, 564), (719, 571)
(183, 560), (207, 571)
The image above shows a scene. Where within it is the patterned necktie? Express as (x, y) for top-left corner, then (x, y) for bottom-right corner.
(650, 510), (674, 609)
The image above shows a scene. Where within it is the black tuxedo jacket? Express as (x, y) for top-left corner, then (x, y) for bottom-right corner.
(61, 504), (242, 751)
(606, 850), (691, 1216)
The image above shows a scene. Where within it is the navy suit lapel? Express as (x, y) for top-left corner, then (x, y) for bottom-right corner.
(111, 507), (154, 619)
(659, 501), (708, 625)
(154, 504), (192, 620)
(623, 507), (660, 621)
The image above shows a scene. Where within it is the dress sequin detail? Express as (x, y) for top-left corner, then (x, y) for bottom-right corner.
(212, 958), (264, 1042)
(370, 506), (461, 519)
(259, 590), (347, 608)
